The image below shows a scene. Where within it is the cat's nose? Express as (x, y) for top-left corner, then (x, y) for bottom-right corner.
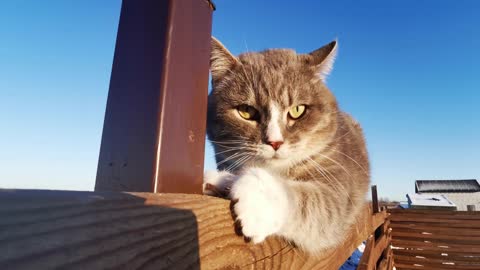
(268, 141), (283, 151)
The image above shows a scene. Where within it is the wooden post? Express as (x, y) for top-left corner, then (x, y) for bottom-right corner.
(371, 185), (379, 214)
(95, 0), (214, 194)
(467, 204), (476, 211)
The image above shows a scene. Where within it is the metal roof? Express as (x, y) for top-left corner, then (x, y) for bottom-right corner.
(415, 179), (480, 193)
(407, 193), (457, 209)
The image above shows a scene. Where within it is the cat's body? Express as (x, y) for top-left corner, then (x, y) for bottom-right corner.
(204, 38), (370, 254)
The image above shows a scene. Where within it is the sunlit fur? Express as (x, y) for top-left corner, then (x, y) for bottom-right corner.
(206, 37), (370, 254)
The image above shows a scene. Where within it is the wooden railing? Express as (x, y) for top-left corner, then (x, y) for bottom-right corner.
(0, 189), (388, 269)
(356, 189), (395, 270)
(388, 208), (480, 270)
(358, 208), (393, 270)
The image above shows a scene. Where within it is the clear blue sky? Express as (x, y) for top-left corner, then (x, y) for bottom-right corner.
(0, 1), (478, 201)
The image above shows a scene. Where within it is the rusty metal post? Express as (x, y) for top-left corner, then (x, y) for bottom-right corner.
(95, 0), (214, 193)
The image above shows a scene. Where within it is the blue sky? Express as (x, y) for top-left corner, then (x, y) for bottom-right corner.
(0, 1), (478, 200)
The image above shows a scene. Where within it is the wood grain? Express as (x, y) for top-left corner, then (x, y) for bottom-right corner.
(0, 189), (385, 270)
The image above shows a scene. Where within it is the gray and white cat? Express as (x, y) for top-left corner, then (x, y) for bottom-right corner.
(204, 37), (370, 255)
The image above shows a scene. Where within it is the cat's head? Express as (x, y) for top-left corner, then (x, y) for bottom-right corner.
(207, 37), (340, 172)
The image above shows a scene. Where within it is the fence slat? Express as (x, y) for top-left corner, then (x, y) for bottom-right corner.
(389, 216), (480, 227)
(390, 224), (480, 236)
(394, 254), (480, 270)
(392, 249), (480, 262)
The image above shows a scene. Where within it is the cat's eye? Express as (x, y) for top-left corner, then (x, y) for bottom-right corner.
(237, 105), (258, 120)
(288, 105), (306, 119)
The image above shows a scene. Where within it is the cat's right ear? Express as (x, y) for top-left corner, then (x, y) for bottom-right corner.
(309, 40), (338, 82)
(211, 37), (239, 82)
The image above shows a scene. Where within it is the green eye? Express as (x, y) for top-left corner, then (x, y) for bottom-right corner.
(288, 105), (306, 119)
(237, 105), (257, 120)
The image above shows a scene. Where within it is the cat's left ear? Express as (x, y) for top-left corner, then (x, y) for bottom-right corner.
(309, 40), (338, 82)
(210, 37), (239, 83)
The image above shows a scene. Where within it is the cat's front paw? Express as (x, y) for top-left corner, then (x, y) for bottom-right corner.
(203, 170), (237, 198)
(230, 168), (290, 243)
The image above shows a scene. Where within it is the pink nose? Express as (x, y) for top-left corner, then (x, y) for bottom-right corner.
(268, 141), (283, 151)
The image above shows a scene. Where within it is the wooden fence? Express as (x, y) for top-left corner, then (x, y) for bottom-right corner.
(358, 207), (394, 270)
(388, 208), (480, 270)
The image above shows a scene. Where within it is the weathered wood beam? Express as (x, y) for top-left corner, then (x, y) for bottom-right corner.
(95, 0), (213, 193)
(0, 189), (386, 270)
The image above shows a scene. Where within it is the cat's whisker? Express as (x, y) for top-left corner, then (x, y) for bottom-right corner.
(316, 153), (352, 177)
(303, 158), (338, 191)
(243, 40), (258, 91)
(210, 140), (248, 144)
(225, 152), (255, 172)
(328, 148), (369, 176)
(211, 143), (258, 151)
(306, 157), (354, 205)
(297, 160), (351, 215)
(214, 147), (252, 156)
(215, 152), (247, 167)
(225, 154), (252, 173)
(305, 159), (345, 200)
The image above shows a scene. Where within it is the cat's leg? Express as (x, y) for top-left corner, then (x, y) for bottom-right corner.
(203, 170), (237, 198)
(229, 167), (291, 243)
(231, 167), (352, 253)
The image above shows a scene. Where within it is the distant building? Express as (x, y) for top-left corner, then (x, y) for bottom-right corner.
(407, 179), (480, 211)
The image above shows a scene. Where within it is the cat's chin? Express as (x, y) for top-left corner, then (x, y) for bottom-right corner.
(263, 157), (291, 170)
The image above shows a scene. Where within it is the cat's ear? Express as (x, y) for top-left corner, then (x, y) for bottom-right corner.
(211, 37), (239, 81)
(309, 40), (338, 82)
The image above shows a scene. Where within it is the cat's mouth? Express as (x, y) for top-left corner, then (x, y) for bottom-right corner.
(271, 152), (287, 160)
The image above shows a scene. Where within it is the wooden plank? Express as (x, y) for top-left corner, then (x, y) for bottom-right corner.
(0, 189), (385, 270)
(389, 216), (480, 227)
(95, 0), (212, 193)
(394, 254), (480, 270)
(372, 210), (389, 231)
(394, 262), (473, 270)
(388, 208), (480, 214)
(390, 224), (480, 236)
(357, 235), (375, 270)
(388, 209), (480, 217)
(392, 249), (480, 262)
(391, 231), (480, 245)
(391, 239), (480, 253)
(388, 213), (480, 221)
(394, 253), (480, 265)
(358, 227), (391, 270)
(388, 245), (395, 270)
(390, 221), (480, 229)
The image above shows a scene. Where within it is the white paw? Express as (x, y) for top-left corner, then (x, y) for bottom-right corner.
(230, 168), (290, 243)
(203, 170), (236, 197)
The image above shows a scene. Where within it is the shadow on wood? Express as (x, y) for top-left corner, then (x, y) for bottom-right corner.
(0, 190), (200, 269)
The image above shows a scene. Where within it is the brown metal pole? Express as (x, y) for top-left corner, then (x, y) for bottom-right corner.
(371, 185), (379, 213)
(95, 0), (214, 193)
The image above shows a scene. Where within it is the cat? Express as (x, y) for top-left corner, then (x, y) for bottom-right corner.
(204, 37), (370, 255)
